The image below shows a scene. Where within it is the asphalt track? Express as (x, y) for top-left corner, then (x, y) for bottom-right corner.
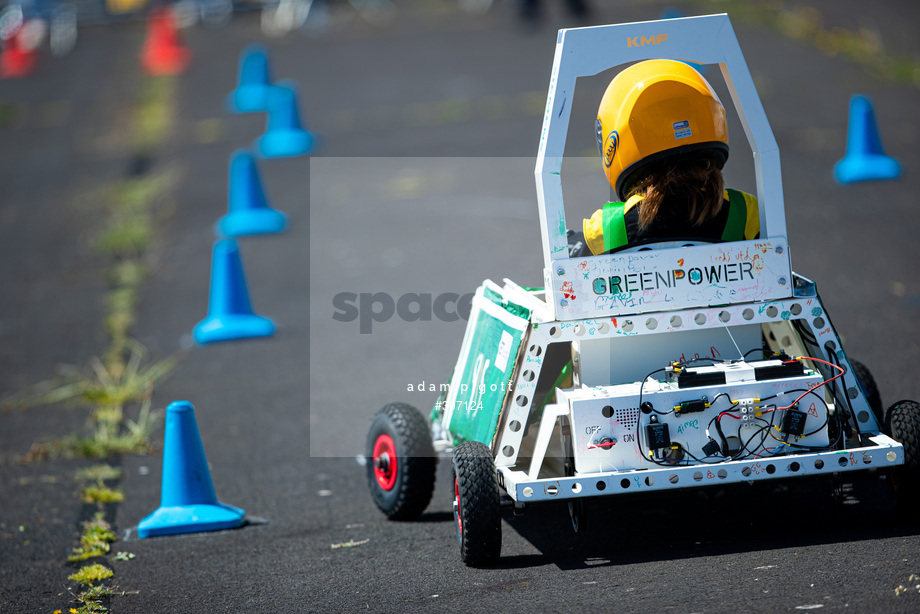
(2, 0), (920, 612)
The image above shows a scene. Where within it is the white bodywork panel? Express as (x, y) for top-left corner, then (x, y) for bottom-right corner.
(564, 371), (828, 475)
(551, 239), (791, 319)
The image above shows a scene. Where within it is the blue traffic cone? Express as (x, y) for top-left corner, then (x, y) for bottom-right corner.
(193, 239), (275, 344)
(834, 94), (901, 184)
(226, 44), (275, 114)
(216, 150), (287, 237)
(137, 401), (245, 538)
(254, 81), (316, 158)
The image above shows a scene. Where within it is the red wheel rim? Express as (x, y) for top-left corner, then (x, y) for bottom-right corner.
(454, 477), (462, 534)
(372, 434), (398, 491)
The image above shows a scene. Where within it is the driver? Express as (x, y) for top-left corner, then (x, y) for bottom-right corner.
(570, 59), (759, 257)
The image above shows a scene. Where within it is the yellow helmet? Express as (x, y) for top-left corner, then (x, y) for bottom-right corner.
(596, 59), (729, 201)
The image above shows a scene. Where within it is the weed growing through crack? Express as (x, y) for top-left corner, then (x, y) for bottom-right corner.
(68, 513), (117, 563)
(68, 563), (114, 584)
(97, 169), (177, 375)
(74, 465), (122, 484)
(68, 563), (115, 612)
(95, 171), (175, 261)
(10, 72), (179, 613)
(12, 349), (172, 460)
(2, 82), (180, 460)
(78, 485), (125, 505)
(134, 76), (176, 154)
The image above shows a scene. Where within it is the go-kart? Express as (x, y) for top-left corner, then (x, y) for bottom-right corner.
(364, 13), (920, 566)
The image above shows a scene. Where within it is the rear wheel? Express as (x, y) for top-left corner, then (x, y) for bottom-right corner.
(452, 441), (501, 566)
(366, 403), (436, 520)
(885, 400), (920, 520)
(851, 360), (883, 427)
(562, 420), (586, 533)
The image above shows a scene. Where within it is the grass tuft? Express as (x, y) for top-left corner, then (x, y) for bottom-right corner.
(21, 395), (164, 461)
(107, 260), (147, 289)
(134, 76), (176, 152)
(49, 63), (179, 614)
(68, 515), (118, 563)
(96, 218), (152, 258)
(75, 465), (122, 483)
(79, 485), (125, 505)
(3, 342), (175, 416)
(68, 564), (113, 585)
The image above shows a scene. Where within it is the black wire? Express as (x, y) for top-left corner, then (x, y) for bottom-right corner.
(763, 389), (843, 452)
(678, 442), (731, 464)
(637, 367), (668, 414)
(735, 410), (780, 460)
(732, 422), (773, 460)
(793, 318), (818, 346)
(636, 352), (844, 466)
(708, 394), (744, 456)
(714, 414), (730, 456)
(827, 350), (863, 439)
(677, 444), (703, 463)
(743, 347), (768, 360)
(677, 356), (723, 367)
(800, 389), (830, 437)
(709, 393), (733, 406)
(636, 368), (670, 464)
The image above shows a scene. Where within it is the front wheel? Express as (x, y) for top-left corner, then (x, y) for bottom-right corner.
(886, 400), (920, 520)
(452, 441), (501, 566)
(366, 403), (436, 520)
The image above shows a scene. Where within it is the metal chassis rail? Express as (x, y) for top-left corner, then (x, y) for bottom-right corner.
(498, 434), (903, 503)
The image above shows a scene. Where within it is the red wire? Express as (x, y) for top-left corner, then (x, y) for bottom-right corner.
(587, 441), (616, 450)
(776, 356), (845, 411)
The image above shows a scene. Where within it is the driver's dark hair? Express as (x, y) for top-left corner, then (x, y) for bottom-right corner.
(626, 155), (725, 232)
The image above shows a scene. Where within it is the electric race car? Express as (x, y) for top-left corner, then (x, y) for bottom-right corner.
(364, 14), (920, 566)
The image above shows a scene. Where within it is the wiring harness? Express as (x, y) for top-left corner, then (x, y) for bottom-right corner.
(632, 353), (846, 467)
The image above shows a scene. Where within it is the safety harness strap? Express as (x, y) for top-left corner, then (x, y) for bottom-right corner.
(601, 202), (628, 253)
(721, 189), (747, 241)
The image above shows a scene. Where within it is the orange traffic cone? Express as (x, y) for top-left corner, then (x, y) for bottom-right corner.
(140, 6), (190, 76)
(1, 30), (38, 79)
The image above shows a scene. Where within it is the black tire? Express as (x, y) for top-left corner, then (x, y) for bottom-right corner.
(366, 403), (436, 520)
(885, 400), (920, 520)
(562, 420), (586, 534)
(452, 441), (501, 566)
(851, 360), (883, 427)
